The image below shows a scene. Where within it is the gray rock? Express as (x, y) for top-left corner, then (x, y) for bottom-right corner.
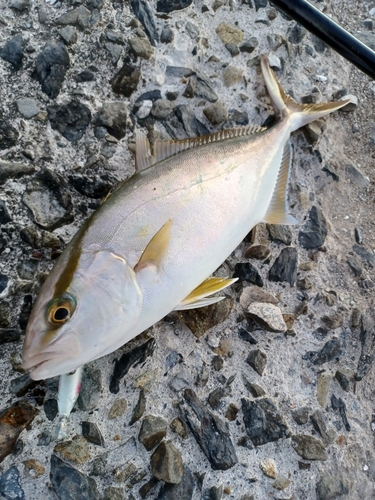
(247, 302), (287, 333)
(292, 435), (327, 460)
(92, 437), (137, 475)
(16, 98), (39, 119)
(208, 386), (231, 410)
(34, 41), (70, 99)
(269, 247), (298, 286)
(307, 337), (342, 365)
(345, 163), (369, 188)
(129, 390), (146, 425)
(0, 35), (25, 70)
(234, 262), (263, 286)
(17, 259), (38, 281)
(355, 313), (375, 381)
(239, 37), (259, 53)
(150, 441), (184, 484)
(216, 22), (244, 45)
(157, 465), (195, 499)
(178, 297), (233, 338)
(310, 410), (336, 445)
(353, 243), (375, 267)
(9, 0), (29, 10)
(203, 101), (227, 125)
(321, 313), (344, 330)
(151, 99), (175, 119)
(50, 455), (100, 499)
(267, 224), (292, 245)
(44, 399), (58, 421)
(179, 389), (238, 470)
(161, 25), (174, 44)
(174, 105), (210, 137)
(48, 100), (91, 142)
(58, 26), (78, 45)
(106, 30), (125, 45)
(242, 397), (290, 446)
(108, 399), (127, 419)
(195, 72), (219, 102)
(81, 422), (105, 446)
(0, 467), (25, 500)
(335, 369), (351, 391)
(56, 6), (91, 31)
(0, 123), (20, 150)
(96, 102), (127, 140)
(20, 226), (41, 249)
(292, 407), (309, 425)
(130, 0), (159, 45)
(242, 377), (266, 397)
(186, 21), (199, 39)
(245, 349), (267, 376)
(110, 57), (141, 97)
(129, 36), (153, 59)
(23, 169), (73, 230)
(225, 43), (240, 57)
(288, 23), (307, 44)
(156, 0), (193, 13)
(240, 286), (278, 308)
(78, 365), (103, 411)
(347, 255), (363, 276)
(76, 70), (95, 82)
(0, 201), (12, 224)
(316, 472), (349, 500)
(298, 206), (328, 249)
(166, 66), (194, 78)
(138, 415), (167, 451)
(105, 42), (122, 64)
(223, 66), (243, 87)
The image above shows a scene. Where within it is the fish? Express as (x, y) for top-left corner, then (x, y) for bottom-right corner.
(22, 55), (352, 381)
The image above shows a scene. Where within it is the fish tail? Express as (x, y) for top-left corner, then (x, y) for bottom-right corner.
(260, 55), (354, 132)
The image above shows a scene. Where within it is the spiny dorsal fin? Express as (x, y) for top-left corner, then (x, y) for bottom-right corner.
(262, 141), (298, 225)
(135, 125), (266, 171)
(174, 276), (238, 310)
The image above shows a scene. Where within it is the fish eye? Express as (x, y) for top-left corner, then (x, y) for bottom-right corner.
(46, 294), (76, 326)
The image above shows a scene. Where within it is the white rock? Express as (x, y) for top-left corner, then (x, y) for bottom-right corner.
(136, 100), (153, 119)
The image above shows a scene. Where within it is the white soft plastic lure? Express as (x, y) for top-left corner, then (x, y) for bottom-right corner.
(22, 55), (352, 381)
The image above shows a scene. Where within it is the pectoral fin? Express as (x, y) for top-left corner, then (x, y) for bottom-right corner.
(262, 141), (298, 225)
(135, 220), (172, 272)
(174, 277), (238, 310)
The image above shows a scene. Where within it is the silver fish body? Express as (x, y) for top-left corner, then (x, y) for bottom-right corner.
(22, 56), (352, 380)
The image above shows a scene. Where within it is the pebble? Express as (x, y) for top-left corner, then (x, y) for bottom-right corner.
(239, 37), (259, 53)
(317, 373), (331, 408)
(0, 402), (39, 462)
(288, 23), (307, 44)
(345, 163), (370, 188)
(82, 421), (105, 446)
(292, 407), (309, 425)
(238, 328), (257, 345)
(298, 206), (328, 249)
(138, 415), (167, 450)
(48, 100), (91, 143)
(156, 0), (192, 13)
(54, 435), (90, 464)
(331, 394), (350, 431)
(34, 41), (70, 99)
(234, 262), (263, 286)
(242, 398), (290, 446)
(314, 338), (342, 365)
(108, 398), (128, 419)
(268, 247), (298, 286)
(179, 389), (238, 470)
(260, 458), (276, 478)
(78, 364), (103, 411)
(150, 441), (184, 484)
(316, 472), (349, 500)
(44, 398), (58, 421)
(267, 224), (292, 245)
(95, 102), (127, 140)
(355, 313), (375, 381)
(208, 386), (230, 409)
(23, 459), (45, 479)
(352, 243), (375, 267)
(129, 36), (153, 59)
(113, 462), (137, 482)
(243, 377), (266, 397)
(58, 26), (78, 45)
(247, 302), (287, 332)
(245, 349), (267, 376)
(292, 434), (327, 460)
(178, 297), (233, 338)
(203, 101), (228, 125)
(56, 5), (91, 31)
(0, 201), (12, 225)
(110, 58), (141, 97)
(0, 35), (25, 70)
(151, 99), (175, 119)
(335, 369), (351, 392)
(225, 403), (239, 421)
(92, 437), (137, 476)
(240, 286), (278, 309)
(110, 337), (155, 393)
(173, 105), (210, 137)
(50, 454), (100, 499)
(225, 43), (240, 57)
(129, 390), (146, 425)
(10, 0), (29, 11)
(20, 227), (41, 248)
(339, 94), (358, 112)
(215, 23), (244, 45)
(131, 0), (159, 44)
(0, 467), (25, 500)
(321, 313), (343, 330)
(0, 123), (20, 150)
(170, 417), (188, 439)
(223, 65), (243, 87)
(186, 21), (199, 39)
(157, 465), (195, 500)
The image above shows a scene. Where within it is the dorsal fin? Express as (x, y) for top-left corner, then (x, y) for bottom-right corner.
(262, 141), (298, 225)
(135, 125), (266, 172)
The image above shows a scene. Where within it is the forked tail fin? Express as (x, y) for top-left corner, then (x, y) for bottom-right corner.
(260, 55), (354, 132)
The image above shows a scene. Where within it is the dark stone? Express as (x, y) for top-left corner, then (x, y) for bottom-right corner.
(241, 398), (290, 446)
(331, 395), (350, 431)
(268, 247), (297, 286)
(0, 274), (8, 295)
(267, 224), (292, 245)
(50, 454), (100, 500)
(0, 160), (34, 183)
(20, 227), (41, 248)
(165, 351), (183, 373)
(298, 206), (327, 249)
(322, 165), (339, 181)
(238, 328), (257, 344)
(178, 297), (233, 338)
(335, 370), (350, 391)
(160, 25), (174, 44)
(130, 390), (146, 425)
(0, 467), (25, 500)
(0, 402), (39, 463)
(48, 100), (91, 143)
(95, 102), (127, 139)
(34, 41), (70, 99)
(75, 70), (95, 82)
(10, 374), (39, 398)
(195, 72), (219, 102)
(136, 90), (162, 104)
(225, 404), (239, 422)
(254, 0), (267, 9)
(0, 35), (25, 71)
(233, 262), (263, 287)
(225, 43), (240, 57)
(174, 105), (210, 137)
(239, 37), (259, 53)
(55, 6), (91, 31)
(292, 435), (327, 460)
(130, 0), (159, 45)
(208, 386), (230, 410)
(44, 399), (58, 421)
(0, 123), (19, 151)
(38, 431), (53, 446)
(110, 58), (141, 97)
(310, 410), (333, 444)
(0, 329), (21, 344)
(150, 441), (183, 484)
(316, 472), (349, 500)
(110, 338), (155, 393)
(139, 477), (159, 499)
(179, 389), (238, 470)
(138, 415), (167, 451)
(81, 422), (105, 446)
(156, 0), (193, 13)
(68, 174), (115, 199)
(288, 23), (307, 44)
(352, 243), (375, 267)
(242, 377), (266, 398)
(347, 255), (363, 276)
(78, 365), (103, 411)
(292, 407), (309, 425)
(244, 245), (270, 260)
(18, 294), (33, 330)
(315, 337), (342, 365)
(355, 313), (375, 381)
(245, 350), (267, 376)
(228, 109), (249, 126)
(157, 465), (195, 500)
(166, 66), (194, 78)
(321, 313), (343, 330)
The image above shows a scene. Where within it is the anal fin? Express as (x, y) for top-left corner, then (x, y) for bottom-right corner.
(174, 277), (238, 311)
(262, 141), (298, 225)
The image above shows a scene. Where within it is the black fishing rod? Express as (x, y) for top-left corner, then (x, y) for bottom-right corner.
(270, 0), (375, 80)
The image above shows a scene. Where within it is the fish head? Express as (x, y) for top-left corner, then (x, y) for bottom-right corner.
(22, 249), (143, 380)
